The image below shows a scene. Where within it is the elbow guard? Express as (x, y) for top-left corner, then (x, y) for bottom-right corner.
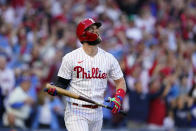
(54, 76), (71, 89)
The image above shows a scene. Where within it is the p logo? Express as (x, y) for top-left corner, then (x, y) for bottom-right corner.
(88, 18), (95, 23)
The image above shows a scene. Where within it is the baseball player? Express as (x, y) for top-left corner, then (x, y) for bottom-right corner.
(46, 18), (127, 131)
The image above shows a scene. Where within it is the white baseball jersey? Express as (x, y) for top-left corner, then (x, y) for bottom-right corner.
(58, 47), (123, 105)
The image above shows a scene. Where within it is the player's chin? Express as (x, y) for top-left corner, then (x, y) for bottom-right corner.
(88, 37), (102, 45)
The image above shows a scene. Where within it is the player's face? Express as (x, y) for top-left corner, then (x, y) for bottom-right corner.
(87, 25), (100, 36)
(85, 24), (102, 45)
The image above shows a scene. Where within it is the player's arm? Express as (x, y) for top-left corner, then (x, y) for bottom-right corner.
(114, 77), (126, 92)
(46, 54), (72, 96)
(54, 76), (71, 89)
(107, 77), (126, 114)
(107, 55), (126, 114)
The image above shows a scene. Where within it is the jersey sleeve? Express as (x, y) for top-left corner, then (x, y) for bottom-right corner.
(57, 54), (72, 79)
(109, 55), (123, 80)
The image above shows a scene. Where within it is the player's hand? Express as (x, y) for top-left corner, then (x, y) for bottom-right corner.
(106, 96), (122, 114)
(44, 88), (57, 96)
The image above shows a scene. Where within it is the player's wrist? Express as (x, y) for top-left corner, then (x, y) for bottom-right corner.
(115, 89), (126, 101)
(116, 95), (123, 102)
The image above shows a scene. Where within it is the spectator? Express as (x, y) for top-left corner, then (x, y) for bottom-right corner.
(32, 91), (64, 129)
(166, 73), (180, 107)
(127, 78), (165, 129)
(0, 55), (15, 122)
(171, 96), (192, 128)
(189, 84), (196, 127)
(190, 99), (196, 128)
(2, 76), (33, 129)
(0, 23), (12, 57)
(147, 77), (171, 130)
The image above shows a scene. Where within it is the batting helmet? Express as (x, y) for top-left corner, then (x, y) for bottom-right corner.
(76, 18), (102, 43)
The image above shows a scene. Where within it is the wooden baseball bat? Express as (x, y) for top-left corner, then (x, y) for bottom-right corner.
(44, 83), (126, 116)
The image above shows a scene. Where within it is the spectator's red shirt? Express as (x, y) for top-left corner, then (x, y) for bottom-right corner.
(11, 0), (25, 8)
(160, 66), (173, 77)
(147, 98), (166, 126)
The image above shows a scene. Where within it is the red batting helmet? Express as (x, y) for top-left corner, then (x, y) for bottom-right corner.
(76, 18), (101, 43)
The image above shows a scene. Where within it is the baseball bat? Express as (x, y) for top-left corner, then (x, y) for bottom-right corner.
(44, 83), (126, 116)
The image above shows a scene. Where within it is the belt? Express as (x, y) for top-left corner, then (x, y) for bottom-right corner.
(72, 103), (98, 109)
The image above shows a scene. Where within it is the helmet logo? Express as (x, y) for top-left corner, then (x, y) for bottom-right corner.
(88, 18), (95, 23)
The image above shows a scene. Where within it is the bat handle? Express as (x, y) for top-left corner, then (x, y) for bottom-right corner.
(106, 106), (127, 116)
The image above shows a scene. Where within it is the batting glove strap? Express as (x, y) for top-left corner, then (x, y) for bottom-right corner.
(108, 97), (121, 106)
(115, 89), (126, 99)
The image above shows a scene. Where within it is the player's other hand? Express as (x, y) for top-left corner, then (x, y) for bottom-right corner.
(106, 96), (122, 114)
(44, 88), (57, 96)
(106, 89), (125, 114)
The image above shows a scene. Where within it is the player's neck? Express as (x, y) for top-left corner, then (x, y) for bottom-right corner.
(82, 44), (98, 57)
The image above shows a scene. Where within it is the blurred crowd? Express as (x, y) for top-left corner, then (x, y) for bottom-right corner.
(0, 0), (196, 130)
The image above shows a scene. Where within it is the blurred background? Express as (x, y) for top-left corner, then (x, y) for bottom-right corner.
(0, 0), (196, 131)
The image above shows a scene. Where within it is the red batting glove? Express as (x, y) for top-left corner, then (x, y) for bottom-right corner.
(44, 88), (57, 96)
(108, 89), (126, 114)
(108, 96), (122, 114)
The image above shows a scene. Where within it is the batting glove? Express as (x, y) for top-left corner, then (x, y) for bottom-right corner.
(44, 83), (57, 96)
(107, 96), (122, 114)
(47, 88), (57, 96)
(106, 88), (126, 114)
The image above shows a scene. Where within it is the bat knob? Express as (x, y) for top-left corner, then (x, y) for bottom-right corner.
(105, 97), (112, 103)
